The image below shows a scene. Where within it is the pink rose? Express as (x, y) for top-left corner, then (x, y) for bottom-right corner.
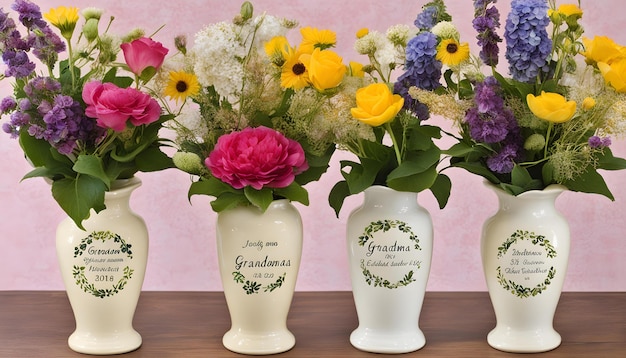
(120, 37), (169, 76)
(82, 81), (161, 131)
(206, 126), (309, 190)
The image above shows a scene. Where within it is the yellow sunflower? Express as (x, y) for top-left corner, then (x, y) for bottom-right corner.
(165, 71), (200, 102)
(280, 51), (309, 90)
(44, 6), (79, 40)
(299, 27), (337, 53)
(436, 38), (470, 66)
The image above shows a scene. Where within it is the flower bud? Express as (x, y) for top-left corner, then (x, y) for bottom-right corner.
(82, 18), (99, 42)
(175, 35), (187, 55)
(524, 133), (546, 151)
(173, 152), (205, 175)
(582, 97), (596, 110)
(240, 1), (253, 21)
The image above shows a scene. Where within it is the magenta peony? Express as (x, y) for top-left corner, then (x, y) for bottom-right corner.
(206, 126), (309, 190)
(82, 81), (162, 131)
(120, 37), (169, 76)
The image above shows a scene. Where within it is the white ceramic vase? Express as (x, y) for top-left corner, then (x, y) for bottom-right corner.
(216, 199), (303, 355)
(346, 185), (433, 353)
(481, 183), (570, 353)
(55, 177), (148, 355)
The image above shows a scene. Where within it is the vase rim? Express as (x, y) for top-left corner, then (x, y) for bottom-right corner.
(483, 180), (567, 197)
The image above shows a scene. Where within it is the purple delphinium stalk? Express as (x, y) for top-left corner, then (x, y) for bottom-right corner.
(464, 76), (522, 174)
(473, 0), (502, 67)
(398, 32), (442, 91)
(504, 0), (552, 83)
(11, 0), (46, 29)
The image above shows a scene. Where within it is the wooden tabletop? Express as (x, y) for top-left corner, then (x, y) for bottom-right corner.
(0, 291), (623, 357)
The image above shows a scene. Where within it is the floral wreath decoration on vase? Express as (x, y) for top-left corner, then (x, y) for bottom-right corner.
(158, 1), (350, 354)
(0, 0), (179, 354)
(405, 0), (626, 353)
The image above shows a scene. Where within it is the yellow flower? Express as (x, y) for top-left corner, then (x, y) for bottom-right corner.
(264, 36), (292, 66)
(281, 50), (309, 90)
(356, 28), (369, 39)
(436, 38), (470, 66)
(582, 97), (596, 110)
(557, 4), (583, 18)
(164, 71), (200, 103)
(581, 36), (626, 65)
(299, 27), (336, 53)
(44, 6), (79, 40)
(348, 61), (364, 78)
(597, 59), (626, 93)
(526, 91), (576, 123)
(351, 83), (404, 127)
(300, 48), (346, 91)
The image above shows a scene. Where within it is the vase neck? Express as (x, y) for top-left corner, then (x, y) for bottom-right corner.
(103, 177), (142, 210)
(362, 186), (419, 210)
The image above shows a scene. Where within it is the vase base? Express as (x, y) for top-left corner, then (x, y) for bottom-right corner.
(349, 327), (425, 354)
(487, 327), (561, 353)
(68, 329), (142, 355)
(222, 329), (295, 355)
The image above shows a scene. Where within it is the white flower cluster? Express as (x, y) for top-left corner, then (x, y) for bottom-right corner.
(190, 15), (289, 102)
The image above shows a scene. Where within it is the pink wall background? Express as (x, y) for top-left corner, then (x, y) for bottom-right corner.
(1, 0), (625, 292)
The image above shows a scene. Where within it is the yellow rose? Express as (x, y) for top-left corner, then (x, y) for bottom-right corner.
(351, 83), (404, 127)
(300, 48), (346, 91)
(526, 91), (576, 123)
(597, 59), (626, 93)
(581, 36), (625, 65)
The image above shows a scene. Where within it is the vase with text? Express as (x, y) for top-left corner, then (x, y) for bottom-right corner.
(55, 177), (148, 355)
(216, 199), (303, 355)
(346, 185), (433, 353)
(481, 182), (570, 353)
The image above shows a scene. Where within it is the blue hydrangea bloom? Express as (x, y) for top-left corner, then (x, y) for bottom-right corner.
(414, 6), (438, 30)
(504, 0), (552, 83)
(399, 32), (442, 91)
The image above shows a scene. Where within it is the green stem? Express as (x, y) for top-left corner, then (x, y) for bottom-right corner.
(544, 122), (554, 159)
(385, 122), (402, 166)
(67, 39), (76, 90)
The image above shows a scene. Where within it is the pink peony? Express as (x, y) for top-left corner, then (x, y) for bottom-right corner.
(120, 37), (169, 76)
(206, 126), (309, 190)
(82, 81), (161, 131)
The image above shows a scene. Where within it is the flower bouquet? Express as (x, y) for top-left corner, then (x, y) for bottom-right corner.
(164, 2), (345, 212)
(1, 0), (173, 229)
(404, 0), (626, 352)
(327, 14), (453, 216)
(408, 0), (626, 197)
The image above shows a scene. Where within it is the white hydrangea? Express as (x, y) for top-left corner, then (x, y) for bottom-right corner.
(252, 15), (288, 48)
(174, 102), (208, 141)
(191, 22), (245, 98)
(386, 24), (412, 47)
(431, 21), (460, 41)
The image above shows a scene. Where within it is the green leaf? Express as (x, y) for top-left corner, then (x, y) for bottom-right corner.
(18, 131), (54, 167)
(135, 145), (174, 172)
(274, 182), (309, 206)
(73, 155), (111, 188)
(52, 175), (107, 230)
(562, 168), (615, 200)
(387, 147), (440, 181)
(429, 173), (452, 209)
(511, 165), (532, 188)
(443, 142), (477, 157)
(597, 148), (626, 170)
(139, 66), (157, 83)
(328, 180), (350, 217)
(188, 177), (238, 200)
(387, 164), (438, 193)
(210, 192), (248, 212)
(244, 187), (274, 211)
(340, 160), (379, 195)
(450, 161), (501, 183)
